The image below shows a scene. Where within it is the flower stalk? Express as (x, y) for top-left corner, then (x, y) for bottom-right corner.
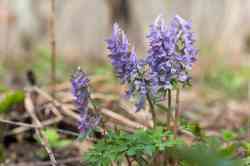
(174, 88), (180, 139)
(167, 89), (172, 129)
(146, 93), (156, 127)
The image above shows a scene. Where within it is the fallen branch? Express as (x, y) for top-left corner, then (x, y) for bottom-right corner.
(25, 90), (57, 166)
(0, 119), (39, 128)
(100, 108), (147, 129)
(12, 157), (82, 166)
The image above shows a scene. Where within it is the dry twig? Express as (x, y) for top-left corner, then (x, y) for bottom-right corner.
(0, 119), (39, 128)
(25, 90), (57, 166)
(100, 108), (146, 129)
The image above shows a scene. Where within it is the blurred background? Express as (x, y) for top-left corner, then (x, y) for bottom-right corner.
(0, 1), (249, 164)
(0, 0), (249, 126)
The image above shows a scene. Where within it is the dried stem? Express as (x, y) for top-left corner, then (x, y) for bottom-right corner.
(101, 108), (146, 129)
(25, 91), (57, 166)
(1, 118), (79, 138)
(34, 86), (146, 130)
(166, 89), (172, 128)
(125, 154), (132, 166)
(0, 119), (39, 128)
(49, 0), (56, 97)
(146, 93), (156, 127)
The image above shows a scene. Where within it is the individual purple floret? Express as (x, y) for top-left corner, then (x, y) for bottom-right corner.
(71, 67), (100, 134)
(146, 15), (198, 93)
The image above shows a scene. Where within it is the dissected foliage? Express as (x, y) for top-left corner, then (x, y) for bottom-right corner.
(85, 127), (183, 166)
(85, 127), (244, 166)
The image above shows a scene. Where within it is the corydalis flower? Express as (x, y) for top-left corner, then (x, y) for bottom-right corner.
(106, 23), (137, 84)
(71, 67), (100, 134)
(146, 15), (198, 93)
(78, 109), (100, 134)
(106, 23), (147, 111)
(71, 67), (90, 110)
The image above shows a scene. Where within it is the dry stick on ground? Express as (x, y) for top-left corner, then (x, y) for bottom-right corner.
(25, 91), (57, 166)
(34, 87), (81, 120)
(9, 103), (62, 135)
(12, 157), (82, 166)
(120, 101), (153, 128)
(100, 108), (146, 129)
(0, 119), (39, 128)
(33, 87), (147, 130)
(48, 0), (56, 97)
(2, 118), (80, 139)
(9, 115), (61, 135)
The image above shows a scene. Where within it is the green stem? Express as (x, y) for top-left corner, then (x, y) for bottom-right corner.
(164, 90), (172, 166)
(174, 88), (180, 139)
(89, 96), (97, 111)
(166, 89), (172, 129)
(146, 93), (156, 127)
(89, 96), (106, 134)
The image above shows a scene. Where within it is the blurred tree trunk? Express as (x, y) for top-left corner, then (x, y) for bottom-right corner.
(106, 0), (131, 30)
(106, 0), (143, 55)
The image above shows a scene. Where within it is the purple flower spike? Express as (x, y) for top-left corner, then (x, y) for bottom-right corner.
(106, 23), (137, 84)
(107, 23), (129, 54)
(106, 23), (146, 112)
(71, 67), (90, 110)
(71, 67), (100, 134)
(146, 15), (198, 94)
(105, 15), (198, 111)
(78, 110), (100, 135)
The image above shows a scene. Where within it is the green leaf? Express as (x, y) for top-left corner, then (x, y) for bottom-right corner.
(220, 144), (236, 157)
(42, 128), (72, 149)
(43, 128), (59, 145)
(0, 91), (25, 113)
(222, 130), (237, 142)
(172, 142), (242, 166)
(243, 157), (250, 166)
(54, 140), (72, 149)
(127, 149), (136, 156)
(144, 145), (155, 156)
